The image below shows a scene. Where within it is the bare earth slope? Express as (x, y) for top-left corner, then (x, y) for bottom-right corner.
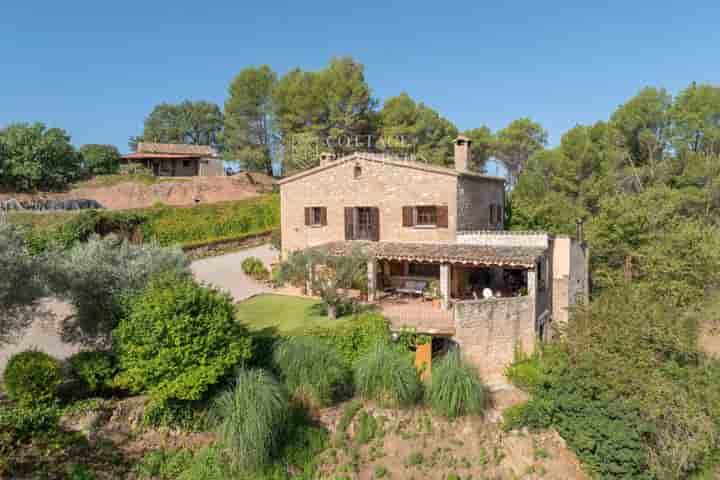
(0, 174), (275, 210)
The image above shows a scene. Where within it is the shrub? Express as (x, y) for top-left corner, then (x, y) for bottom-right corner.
(46, 235), (189, 346)
(0, 403), (61, 474)
(426, 349), (488, 418)
(273, 336), (352, 408)
(210, 368), (289, 472)
(510, 349), (654, 479)
(3, 350), (63, 406)
(114, 274), (253, 405)
(241, 256), (269, 280)
(140, 194), (279, 247)
(354, 342), (422, 407)
(135, 449), (194, 479)
(68, 350), (118, 396)
(308, 312), (390, 366)
(505, 351), (543, 391)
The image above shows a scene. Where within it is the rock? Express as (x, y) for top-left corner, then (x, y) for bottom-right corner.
(0, 197), (103, 211)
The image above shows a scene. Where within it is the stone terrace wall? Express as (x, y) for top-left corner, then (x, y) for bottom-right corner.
(452, 296), (535, 383)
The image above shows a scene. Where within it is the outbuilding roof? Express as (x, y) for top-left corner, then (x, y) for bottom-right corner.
(135, 143), (217, 156)
(311, 240), (544, 268)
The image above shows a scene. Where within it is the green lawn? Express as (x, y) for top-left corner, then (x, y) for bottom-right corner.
(235, 294), (351, 334)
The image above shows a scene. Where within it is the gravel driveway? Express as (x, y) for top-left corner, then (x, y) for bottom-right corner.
(0, 245), (279, 374)
(190, 244), (278, 301)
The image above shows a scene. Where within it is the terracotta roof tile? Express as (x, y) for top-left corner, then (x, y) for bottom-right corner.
(136, 142), (217, 156)
(311, 241), (544, 268)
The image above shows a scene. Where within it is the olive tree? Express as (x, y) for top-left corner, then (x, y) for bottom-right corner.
(45, 235), (190, 346)
(0, 215), (45, 344)
(275, 246), (368, 318)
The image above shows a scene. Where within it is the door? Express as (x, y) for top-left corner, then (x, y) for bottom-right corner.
(345, 207), (380, 241)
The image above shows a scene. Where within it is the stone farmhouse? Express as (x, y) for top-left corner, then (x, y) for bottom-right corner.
(121, 143), (224, 177)
(279, 137), (589, 379)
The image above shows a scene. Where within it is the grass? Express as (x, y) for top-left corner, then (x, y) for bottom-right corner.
(235, 294), (352, 334)
(354, 342), (422, 408)
(6, 211), (75, 232)
(7, 194), (280, 249)
(273, 336), (351, 408)
(426, 349), (488, 418)
(209, 368), (289, 471)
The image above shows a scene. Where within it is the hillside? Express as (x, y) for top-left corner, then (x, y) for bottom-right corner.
(0, 173), (276, 210)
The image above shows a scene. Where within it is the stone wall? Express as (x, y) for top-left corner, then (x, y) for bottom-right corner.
(280, 157), (459, 255)
(551, 236), (589, 327)
(456, 176), (505, 231)
(456, 231), (550, 248)
(453, 296), (535, 383)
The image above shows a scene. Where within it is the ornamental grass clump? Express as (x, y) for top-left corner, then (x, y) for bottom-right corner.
(354, 342), (422, 407)
(210, 368), (288, 472)
(426, 349), (488, 418)
(273, 336), (351, 408)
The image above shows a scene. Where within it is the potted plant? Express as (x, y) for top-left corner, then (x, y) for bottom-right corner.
(424, 280), (441, 308)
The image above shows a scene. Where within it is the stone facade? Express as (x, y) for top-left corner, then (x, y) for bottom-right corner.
(279, 155), (505, 256)
(456, 176), (506, 231)
(453, 297), (536, 382)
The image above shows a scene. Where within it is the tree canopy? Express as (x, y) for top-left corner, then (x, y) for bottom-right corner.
(79, 144), (121, 176)
(224, 65), (277, 175)
(0, 123), (82, 192)
(132, 100), (223, 150)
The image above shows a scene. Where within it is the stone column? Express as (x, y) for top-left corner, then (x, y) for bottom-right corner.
(367, 258), (377, 302)
(440, 263), (451, 310)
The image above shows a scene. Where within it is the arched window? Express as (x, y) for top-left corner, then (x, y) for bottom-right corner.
(353, 164), (362, 179)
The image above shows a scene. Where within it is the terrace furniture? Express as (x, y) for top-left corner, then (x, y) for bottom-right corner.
(395, 279), (428, 296)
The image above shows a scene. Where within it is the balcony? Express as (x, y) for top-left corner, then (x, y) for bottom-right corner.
(378, 295), (455, 335)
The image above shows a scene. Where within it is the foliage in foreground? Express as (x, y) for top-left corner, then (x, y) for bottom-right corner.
(46, 235), (190, 346)
(306, 312), (390, 366)
(0, 216), (45, 345)
(506, 287), (720, 479)
(273, 336), (351, 408)
(67, 350), (118, 396)
(354, 342), (422, 407)
(0, 403), (62, 475)
(114, 274), (253, 406)
(426, 349), (488, 418)
(3, 350), (63, 406)
(210, 368), (289, 472)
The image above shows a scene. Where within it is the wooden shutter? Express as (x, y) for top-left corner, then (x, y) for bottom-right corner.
(304, 207), (311, 226)
(402, 206), (414, 227)
(320, 207), (327, 226)
(436, 205), (449, 228)
(344, 207), (354, 240)
(370, 207), (380, 241)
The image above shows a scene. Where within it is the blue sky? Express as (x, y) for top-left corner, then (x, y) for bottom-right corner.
(2, 0), (719, 159)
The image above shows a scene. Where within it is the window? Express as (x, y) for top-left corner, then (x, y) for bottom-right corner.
(416, 206), (438, 226)
(183, 160), (192, 168)
(402, 205), (449, 228)
(304, 207), (327, 227)
(537, 260), (546, 291)
(353, 164), (362, 178)
(345, 207), (379, 241)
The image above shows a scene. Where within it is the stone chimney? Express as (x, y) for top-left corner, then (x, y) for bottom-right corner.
(319, 152), (336, 166)
(454, 136), (471, 172)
